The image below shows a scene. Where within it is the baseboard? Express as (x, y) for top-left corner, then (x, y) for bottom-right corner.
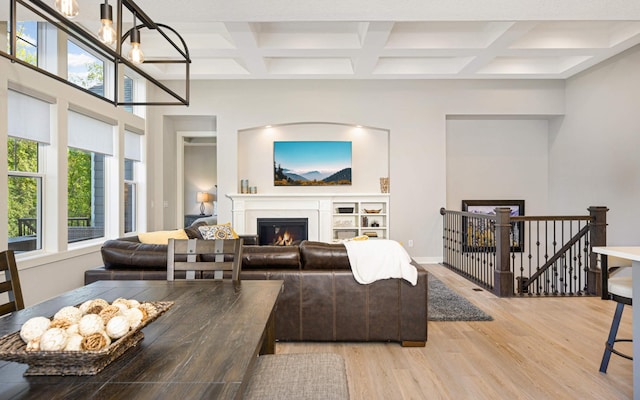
(413, 256), (442, 265)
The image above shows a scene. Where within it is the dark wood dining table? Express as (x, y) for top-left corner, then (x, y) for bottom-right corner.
(0, 279), (283, 399)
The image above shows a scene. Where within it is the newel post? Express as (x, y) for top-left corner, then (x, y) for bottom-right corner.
(493, 207), (514, 297)
(588, 206), (608, 296)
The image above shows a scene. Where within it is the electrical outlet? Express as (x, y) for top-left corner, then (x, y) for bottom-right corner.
(408, 239), (414, 247)
(163, 201), (169, 208)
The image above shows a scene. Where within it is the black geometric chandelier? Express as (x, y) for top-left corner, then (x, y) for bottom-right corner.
(3, 0), (191, 106)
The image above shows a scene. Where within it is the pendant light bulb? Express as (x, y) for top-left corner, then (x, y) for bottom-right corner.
(55, 0), (79, 18)
(128, 27), (144, 64)
(98, 1), (117, 45)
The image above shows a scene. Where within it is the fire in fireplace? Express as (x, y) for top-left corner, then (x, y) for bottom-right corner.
(257, 218), (308, 246)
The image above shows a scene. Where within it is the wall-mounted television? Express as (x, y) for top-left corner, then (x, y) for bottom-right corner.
(273, 141), (352, 186)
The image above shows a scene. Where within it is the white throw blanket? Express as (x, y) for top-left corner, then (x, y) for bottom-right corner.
(343, 240), (418, 286)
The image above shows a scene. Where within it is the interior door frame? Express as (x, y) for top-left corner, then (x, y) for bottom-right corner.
(176, 130), (216, 228)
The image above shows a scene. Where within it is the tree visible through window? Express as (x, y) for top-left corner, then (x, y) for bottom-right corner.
(8, 21), (38, 66)
(67, 149), (105, 243)
(7, 138), (41, 252)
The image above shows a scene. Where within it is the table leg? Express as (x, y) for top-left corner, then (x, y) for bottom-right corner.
(260, 311), (276, 355)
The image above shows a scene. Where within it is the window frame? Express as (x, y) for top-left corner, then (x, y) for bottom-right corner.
(7, 138), (45, 253)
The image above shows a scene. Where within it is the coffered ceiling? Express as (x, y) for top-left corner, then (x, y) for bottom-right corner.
(61, 0), (640, 80)
(143, 20), (640, 80)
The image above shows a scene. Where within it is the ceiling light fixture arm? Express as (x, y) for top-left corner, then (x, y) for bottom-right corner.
(3, 0), (190, 106)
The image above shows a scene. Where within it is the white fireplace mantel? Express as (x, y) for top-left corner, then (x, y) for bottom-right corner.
(226, 193), (389, 242)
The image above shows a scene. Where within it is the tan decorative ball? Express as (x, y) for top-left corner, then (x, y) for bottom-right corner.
(81, 332), (111, 351)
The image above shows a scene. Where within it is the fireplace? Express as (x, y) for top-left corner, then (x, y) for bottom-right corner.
(257, 218), (308, 246)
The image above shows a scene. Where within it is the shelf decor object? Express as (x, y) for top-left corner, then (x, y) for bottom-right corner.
(379, 177), (389, 193)
(3, 0), (191, 106)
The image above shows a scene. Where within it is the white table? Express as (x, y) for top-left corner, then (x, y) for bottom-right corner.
(592, 246), (640, 400)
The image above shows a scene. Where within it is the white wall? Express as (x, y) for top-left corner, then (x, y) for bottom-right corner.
(446, 118), (549, 214)
(184, 144), (217, 218)
(237, 123), (389, 194)
(148, 79), (565, 261)
(549, 45), (640, 245)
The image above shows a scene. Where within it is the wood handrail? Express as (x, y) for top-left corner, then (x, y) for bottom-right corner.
(523, 224), (590, 289)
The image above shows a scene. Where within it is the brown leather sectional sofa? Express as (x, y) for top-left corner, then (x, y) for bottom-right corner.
(85, 227), (428, 346)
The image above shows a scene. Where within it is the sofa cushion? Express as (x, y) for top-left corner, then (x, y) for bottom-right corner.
(241, 245), (300, 269)
(299, 240), (351, 270)
(198, 223), (239, 240)
(184, 221), (207, 239)
(138, 229), (188, 244)
(101, 239), (169, 269)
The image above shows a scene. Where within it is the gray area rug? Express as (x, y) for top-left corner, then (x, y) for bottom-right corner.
(428, 276), (493, 321)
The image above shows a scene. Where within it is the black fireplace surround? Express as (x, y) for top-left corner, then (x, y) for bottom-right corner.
(257, 218), (308, 246)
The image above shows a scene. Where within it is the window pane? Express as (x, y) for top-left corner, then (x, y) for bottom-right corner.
(124, 159), (136, 234)
(124, 182), (136, 234)
(67, 149), (105, 243)
(11, 21), (38, 66)
(124, 159), (134, 181)
(67, 41), (105, 96)
(8, 176), (42, 253)
(7, 138), (38, 173)
(124, 75), (133, 113)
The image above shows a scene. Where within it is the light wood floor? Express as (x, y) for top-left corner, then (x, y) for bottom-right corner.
(276, 264), (633, 400)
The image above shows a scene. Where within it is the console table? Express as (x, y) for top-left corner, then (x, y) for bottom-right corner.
(592, 246), (640, 400)
(0, 279), (283, 399)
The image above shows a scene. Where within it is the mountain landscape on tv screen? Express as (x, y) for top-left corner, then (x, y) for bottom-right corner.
(275, 166), (352, 186)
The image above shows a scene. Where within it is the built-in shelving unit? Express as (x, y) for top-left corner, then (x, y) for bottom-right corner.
(331, 197), (389, 241)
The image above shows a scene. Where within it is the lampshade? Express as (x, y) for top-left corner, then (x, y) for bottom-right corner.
(197, 192), (213, 203)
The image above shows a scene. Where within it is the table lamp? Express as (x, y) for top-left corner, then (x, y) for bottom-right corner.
(196, 192), (213, 215)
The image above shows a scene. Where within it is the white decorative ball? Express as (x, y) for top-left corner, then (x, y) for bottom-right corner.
(26, 338), (40, 351)
(64, 333), (84, 351)
(66, 323), (79, 336)
(123, 308), (144, 329)
(106, 316), (130, 339)
(40, 328), (68, 351)
(113, 302), (129, 314)
(54, 306), (83, 324)
(20, 317), (51, 343)
(78, 314), (105, 336)
(127, 299), (141, 308)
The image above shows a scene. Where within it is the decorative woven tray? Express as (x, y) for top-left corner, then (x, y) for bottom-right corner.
(0, 301), (173, 376)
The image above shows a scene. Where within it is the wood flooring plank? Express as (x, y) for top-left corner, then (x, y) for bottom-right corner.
(277, 264), (633, 400)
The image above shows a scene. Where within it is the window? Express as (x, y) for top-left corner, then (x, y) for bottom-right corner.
(11, 21), (38, 66)
(123, 75), (134, 114)
(67, 111), (114, 244)
(7, 139), (43, 253)
(7, 90), (51, 253)
(67, 41), (105, 96)
(124, 130), (142, 234)
(124, 159), (136, 233)
(67, 149), (105, 242)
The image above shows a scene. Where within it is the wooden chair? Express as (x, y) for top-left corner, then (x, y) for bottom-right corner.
(167, 238), (243, 281)
(0, 250), (25, 317)
(599, 254), (633, 373)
